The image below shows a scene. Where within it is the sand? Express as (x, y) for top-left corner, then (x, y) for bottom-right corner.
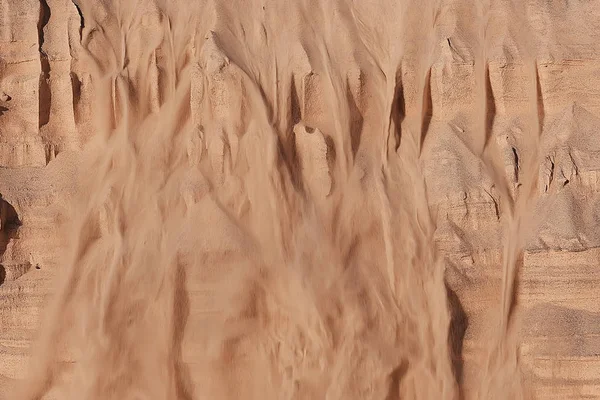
(0, 0), (599, 399)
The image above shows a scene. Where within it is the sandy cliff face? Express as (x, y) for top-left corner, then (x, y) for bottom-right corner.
(0, 0), (599, 399)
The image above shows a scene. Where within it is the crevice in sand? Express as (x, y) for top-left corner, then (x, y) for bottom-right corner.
(346, 78), (363, 159)
(483, 187), (501, 220)
(545, 156), (555, 192)
(484, 62), (495, 152)
(72, 0), (85, 41)
(512, 146), (520, 183)
(446, 282), (468, 396)
(535, 62), (545, 134)
(0, 195), (23, 285)
(70, 72), (81, 124)
(390, 68), (405, 152)
(420, 67), (434, 154)
(38, 0), (51, 130)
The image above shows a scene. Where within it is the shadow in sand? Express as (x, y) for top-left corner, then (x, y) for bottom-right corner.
(0, 195), (22, 287)
(173, 257), (194, 399)
(0, 195), (21, 253)
(446, 281), (469, 398)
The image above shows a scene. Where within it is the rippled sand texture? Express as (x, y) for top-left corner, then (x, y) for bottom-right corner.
(1, 0), (600, 399)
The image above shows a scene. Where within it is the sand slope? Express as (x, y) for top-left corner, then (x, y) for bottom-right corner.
(0, 0), (599, 399)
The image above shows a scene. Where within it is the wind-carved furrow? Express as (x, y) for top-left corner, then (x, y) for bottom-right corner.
(446, 38), (460, 61)
(505, 252), (523, 332)
(483, 187), (500, 220)
(286, 79), (303, 190)
(289, 78), (301, 127)
(72, 0), (85, 41)
(502, 66), (545, 334)
(445, 283), (468, 395)
(475, 45), (529, 398)
(384, 360), (409, 400)
(568, 150), (579, 179)
(512, 146), (520, 185)
(172, 259), (194, 400)
(419, 67), (433, 154)
(257, 84), (276, 126)
(277, 133), (303, 195)
(346, 81), (363, 159)
(480, 58), (548, 397)
(390, 69), (405, 152)
(479, 59), (515, 217)
(37, 0), (50, 51)
(38, 0), (51, 129)
(70, 72), (82, 124)
(546, 156), (555, 192)
(483, 62), (495, 152)
(535, 62), (544, 136)
(448, 220), (476, 256)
